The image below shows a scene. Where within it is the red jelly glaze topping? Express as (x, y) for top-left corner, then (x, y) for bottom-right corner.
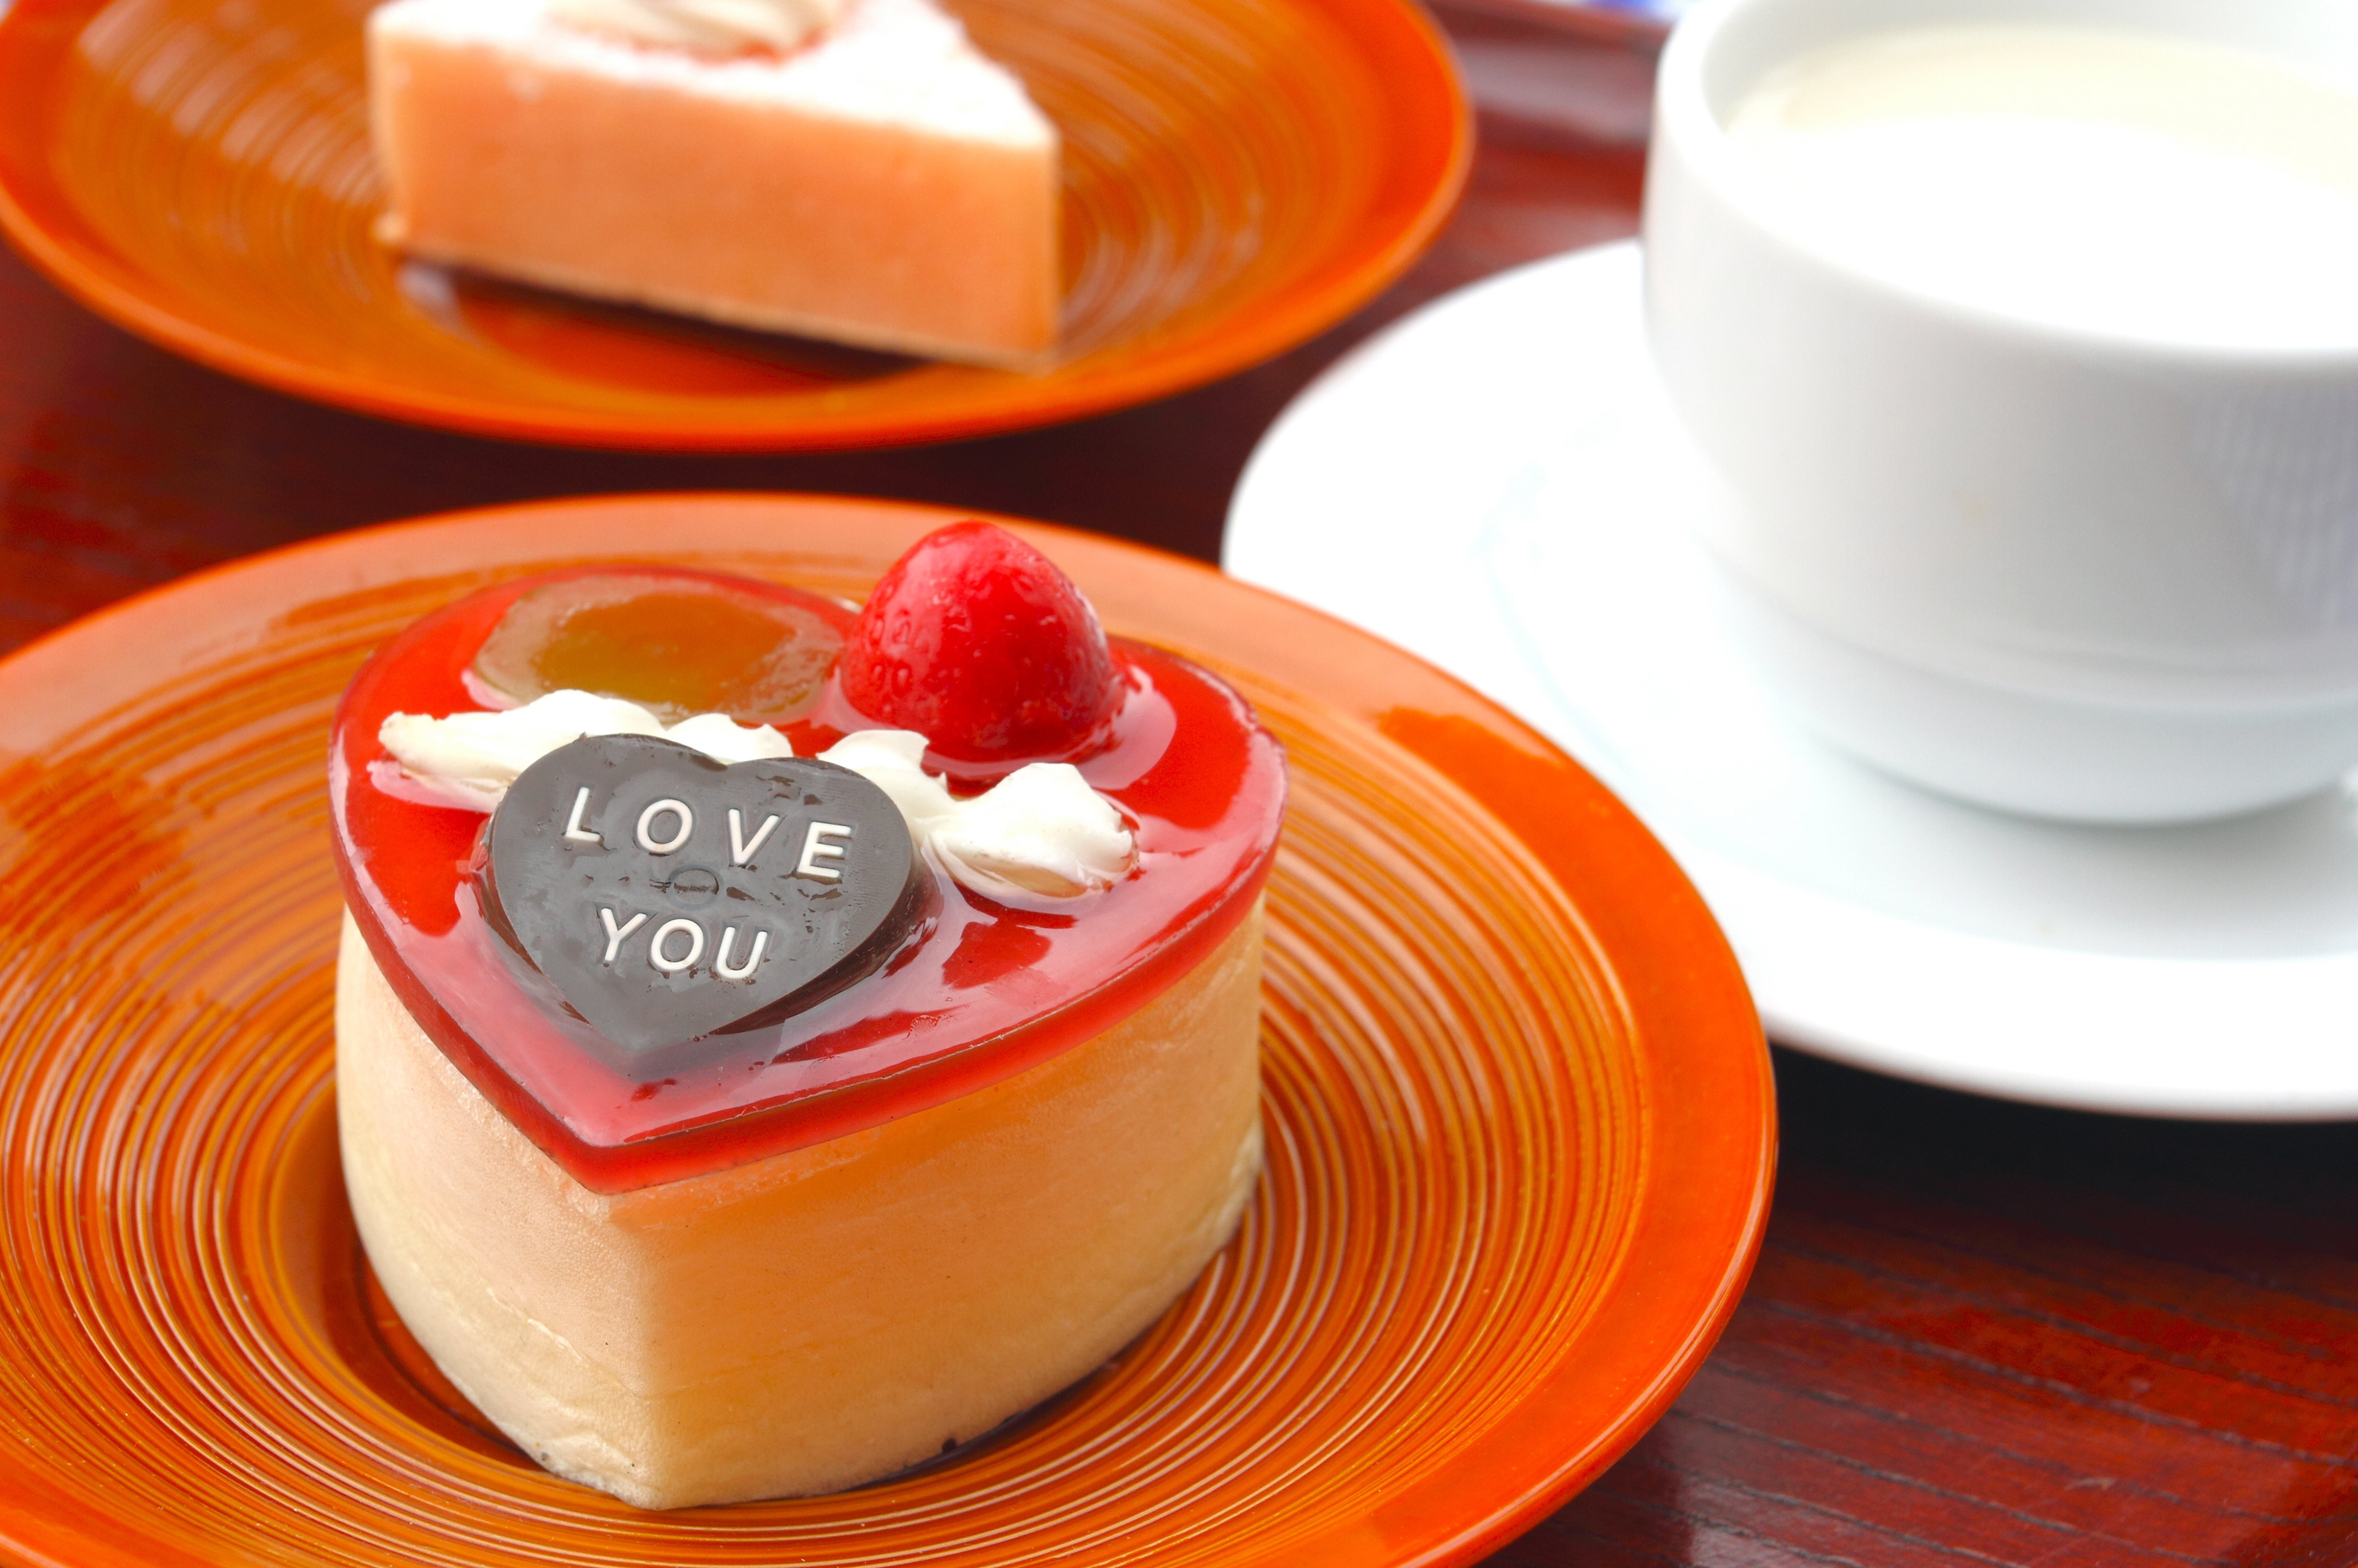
(329, 566), (1285, 1194)
(839, 522), (1121, 764)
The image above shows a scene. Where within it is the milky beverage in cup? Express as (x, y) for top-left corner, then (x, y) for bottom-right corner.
(1725, 28), (2358, 350)
(1643, 0), (2358, 823)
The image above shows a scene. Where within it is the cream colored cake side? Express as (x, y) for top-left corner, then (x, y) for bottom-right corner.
(336, 903), (1265, 1508)
(367, 2), (1061, 364)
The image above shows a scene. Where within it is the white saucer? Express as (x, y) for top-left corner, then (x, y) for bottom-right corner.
(1226, 240), (2358, 1120)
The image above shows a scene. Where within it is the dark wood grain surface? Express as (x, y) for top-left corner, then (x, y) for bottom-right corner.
(3, 7), (2355, 1563)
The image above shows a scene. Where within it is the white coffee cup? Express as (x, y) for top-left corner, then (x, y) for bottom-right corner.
(1644, 0), (2358, 822)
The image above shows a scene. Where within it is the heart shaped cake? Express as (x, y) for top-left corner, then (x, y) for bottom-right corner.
(329, 529), (1284, 1507)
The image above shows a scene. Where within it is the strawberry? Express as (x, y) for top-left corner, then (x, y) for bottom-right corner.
(840, 522), (1119, 762)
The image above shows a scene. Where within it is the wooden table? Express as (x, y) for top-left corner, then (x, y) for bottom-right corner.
(4, 7), (2354, 1562)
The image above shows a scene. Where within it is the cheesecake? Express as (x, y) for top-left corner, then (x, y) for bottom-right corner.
(329, 533), (1284, 1506)
(367, 0), (1061, 365)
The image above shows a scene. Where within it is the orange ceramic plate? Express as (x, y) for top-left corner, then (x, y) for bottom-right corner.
(0, 496), (1769, 1568)
(0, 0), (1466, 451)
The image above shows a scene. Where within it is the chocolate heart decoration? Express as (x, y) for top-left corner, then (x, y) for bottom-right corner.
(485, 734), (922, 1054)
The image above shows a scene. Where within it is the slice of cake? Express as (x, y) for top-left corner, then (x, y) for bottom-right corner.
(329, 531), (1286, 1506)
(367, 0), (1061, 365)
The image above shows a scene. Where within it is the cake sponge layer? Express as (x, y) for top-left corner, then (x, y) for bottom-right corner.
(368, 0), (1061, 364)
(335, 902), (1264, 1507)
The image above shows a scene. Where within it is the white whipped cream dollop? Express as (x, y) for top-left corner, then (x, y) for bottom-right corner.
(818, 729), (1135, 900)
(377, 691), (1136, 899)
(547, 0), (845, 54)
(379, 689), (794, 812)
